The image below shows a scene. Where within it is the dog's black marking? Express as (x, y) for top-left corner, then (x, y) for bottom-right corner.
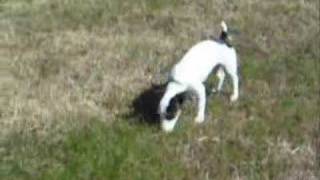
(165, 92), (186, 120)
(219, 31), (232, 47)
(220, 31), (228, 41)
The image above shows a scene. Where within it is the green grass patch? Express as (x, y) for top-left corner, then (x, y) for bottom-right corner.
(1, 120), (185, 180)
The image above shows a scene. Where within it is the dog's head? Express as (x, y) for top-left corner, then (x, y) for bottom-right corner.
(159, 93), (187, 132)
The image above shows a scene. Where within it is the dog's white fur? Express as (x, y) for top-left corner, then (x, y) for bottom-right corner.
(159, 21), (239, 132)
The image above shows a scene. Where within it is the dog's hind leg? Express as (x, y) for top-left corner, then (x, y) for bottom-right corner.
(230, 73), (239, 102)
(225, 64), (239, 102)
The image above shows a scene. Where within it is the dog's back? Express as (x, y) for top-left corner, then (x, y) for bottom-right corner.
(170, 40), (237, 85)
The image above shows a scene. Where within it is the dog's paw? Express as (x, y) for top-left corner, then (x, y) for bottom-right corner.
(194, 116), (205, 124)
(230, 94), (238, 102)
(161, 120), (176, 132)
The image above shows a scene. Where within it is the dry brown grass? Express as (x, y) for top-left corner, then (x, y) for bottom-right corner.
(1, 0), (318, 135)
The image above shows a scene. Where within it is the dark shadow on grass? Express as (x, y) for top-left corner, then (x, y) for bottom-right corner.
(129, 83), (191, 126)
(129, 83), (167, 125)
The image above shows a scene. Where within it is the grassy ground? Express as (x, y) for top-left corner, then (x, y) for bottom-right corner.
(0, 0), (319, 179)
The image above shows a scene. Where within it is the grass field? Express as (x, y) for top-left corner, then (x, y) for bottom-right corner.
(0, 0), (319, 179)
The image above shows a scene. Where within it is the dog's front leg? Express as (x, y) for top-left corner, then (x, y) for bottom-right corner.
(192, 83), (206, 124)
(216, 67), (226, 92)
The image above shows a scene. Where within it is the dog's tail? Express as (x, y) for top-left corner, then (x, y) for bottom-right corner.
(219, 21), (232, 47)
(221, 21), (228, 33)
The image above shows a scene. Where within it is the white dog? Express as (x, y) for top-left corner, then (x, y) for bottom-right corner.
(158, 21), (239, 132)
